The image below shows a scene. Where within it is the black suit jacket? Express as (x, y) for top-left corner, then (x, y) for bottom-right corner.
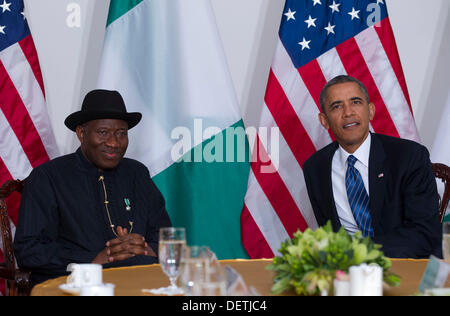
(303, 133), (442, 259)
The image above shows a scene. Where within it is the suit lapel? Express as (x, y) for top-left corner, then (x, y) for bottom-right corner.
(368, 134), (388, 233)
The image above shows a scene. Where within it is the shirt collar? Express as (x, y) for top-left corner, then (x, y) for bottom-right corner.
(76, 147), (96, 171)
(337, 133), (371, 168)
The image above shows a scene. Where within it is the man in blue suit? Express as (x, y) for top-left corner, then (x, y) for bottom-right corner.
(303, 75), (442, 259)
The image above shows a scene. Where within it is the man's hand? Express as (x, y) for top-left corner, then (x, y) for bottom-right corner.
(92, 226), (157, 264)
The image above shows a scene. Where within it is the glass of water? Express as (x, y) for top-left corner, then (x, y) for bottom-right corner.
(180, 246), (209, 296)
(158, 227), (186, 295)
(201, 257), (226, 296)
(179, 245), (226, 296)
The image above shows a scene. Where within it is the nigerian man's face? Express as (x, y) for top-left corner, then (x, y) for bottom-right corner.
(77, 119), (129, 170)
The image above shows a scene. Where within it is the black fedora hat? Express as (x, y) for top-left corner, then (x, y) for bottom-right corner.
(64, 89), (142, 131)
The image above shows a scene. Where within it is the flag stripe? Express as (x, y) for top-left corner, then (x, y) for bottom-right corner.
(298, 59), (327, 110)
(18, 35), (45, 96)
(0, 42), (58, 159)
(317, 47), (348, 81)
(244, 170), (290, 255)
(240, 204), (274, 258)
(335, 37), (400, 138)
(265, 69), (316, 167)
(0, 110), (33, 180)
(374, 18), (412, 111)
(107, 0), (144, 26)
(0, 156), (12, 189)
(251, 135), (308, 237)
(297, 59), (336, 142)
(355, 27), (419, 142)
(0, 60), (49, 168)
(272, 41), (332, 150)
(0, 157), (20, 226)
(258, 105), (317, 228)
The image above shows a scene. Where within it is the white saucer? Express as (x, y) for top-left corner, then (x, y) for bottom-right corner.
(59, 283), (81, 295)
(59, 283), (114, 295)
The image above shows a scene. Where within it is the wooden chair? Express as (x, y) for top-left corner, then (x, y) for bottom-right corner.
(0, 179), (31, 296)
(432, 163), (450, 223)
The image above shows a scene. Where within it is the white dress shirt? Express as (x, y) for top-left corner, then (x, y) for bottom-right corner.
(331, 133), (371, 235)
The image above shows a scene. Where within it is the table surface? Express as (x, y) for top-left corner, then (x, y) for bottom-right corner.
(31, 258), (429, 296)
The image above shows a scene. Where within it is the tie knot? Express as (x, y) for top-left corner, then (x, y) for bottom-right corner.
(347, 155), (358, 167)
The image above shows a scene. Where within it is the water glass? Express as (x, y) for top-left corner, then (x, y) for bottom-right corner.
(158, 227), (186, 295)
(180, 246), (209, 296)
(200, 264), (226, 296)
(180, 246), (226, 296)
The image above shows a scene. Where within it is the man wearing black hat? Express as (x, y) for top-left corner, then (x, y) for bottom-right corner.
(14, 90), (172, 286)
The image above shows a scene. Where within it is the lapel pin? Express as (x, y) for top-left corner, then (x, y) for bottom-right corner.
(124, 198), (131, 211)
(378, 173), (384, 178)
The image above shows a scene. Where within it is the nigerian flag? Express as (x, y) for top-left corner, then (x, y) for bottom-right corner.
(97, 0), (250, 259)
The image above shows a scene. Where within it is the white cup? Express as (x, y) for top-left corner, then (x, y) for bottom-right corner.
(67, 263), (103, 287)
(80, 283), (115, 296)
(333, 279), (350, 296)
(349, 264), (383, 296)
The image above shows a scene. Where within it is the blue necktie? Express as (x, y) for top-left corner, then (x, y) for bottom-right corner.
(345, 155), (374, 237)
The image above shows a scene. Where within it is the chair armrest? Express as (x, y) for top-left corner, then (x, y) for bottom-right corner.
(15, 269), (31, 293)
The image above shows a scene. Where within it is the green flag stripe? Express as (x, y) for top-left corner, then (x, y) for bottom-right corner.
(153, 120), (251, 259)
(107, 0), (144, 27)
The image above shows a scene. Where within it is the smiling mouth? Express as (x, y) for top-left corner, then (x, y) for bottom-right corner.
(103, 152), (120, 159)
(343, 122), (360, 129)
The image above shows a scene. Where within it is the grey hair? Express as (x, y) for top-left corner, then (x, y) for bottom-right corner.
(319, 75), (370, 113)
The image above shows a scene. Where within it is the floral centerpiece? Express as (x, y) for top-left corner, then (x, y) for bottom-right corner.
(266, 221), (401, 296)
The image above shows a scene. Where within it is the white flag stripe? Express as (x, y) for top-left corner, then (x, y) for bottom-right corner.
(0, 43), (59, 159)
(272, 41), (332, 150)
(0, 110), (33, 180)
(317, 47), (348, 81)
(245, 170), (289, 255)
(355, 27), (419, 142)
(259, 104), (318, 229)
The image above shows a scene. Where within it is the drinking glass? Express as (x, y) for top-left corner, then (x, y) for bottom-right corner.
(158, 227), (186, 295)
(179, 245), (226, 296)
(180, 246), (209, 296)
(201, 258), (226, 296)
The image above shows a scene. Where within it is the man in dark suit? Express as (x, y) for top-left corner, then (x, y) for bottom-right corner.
(303, 75), (442, 259)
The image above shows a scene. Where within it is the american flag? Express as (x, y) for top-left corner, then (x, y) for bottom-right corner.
(241, 0), (419, 258)
(0, 0), (58, 293)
